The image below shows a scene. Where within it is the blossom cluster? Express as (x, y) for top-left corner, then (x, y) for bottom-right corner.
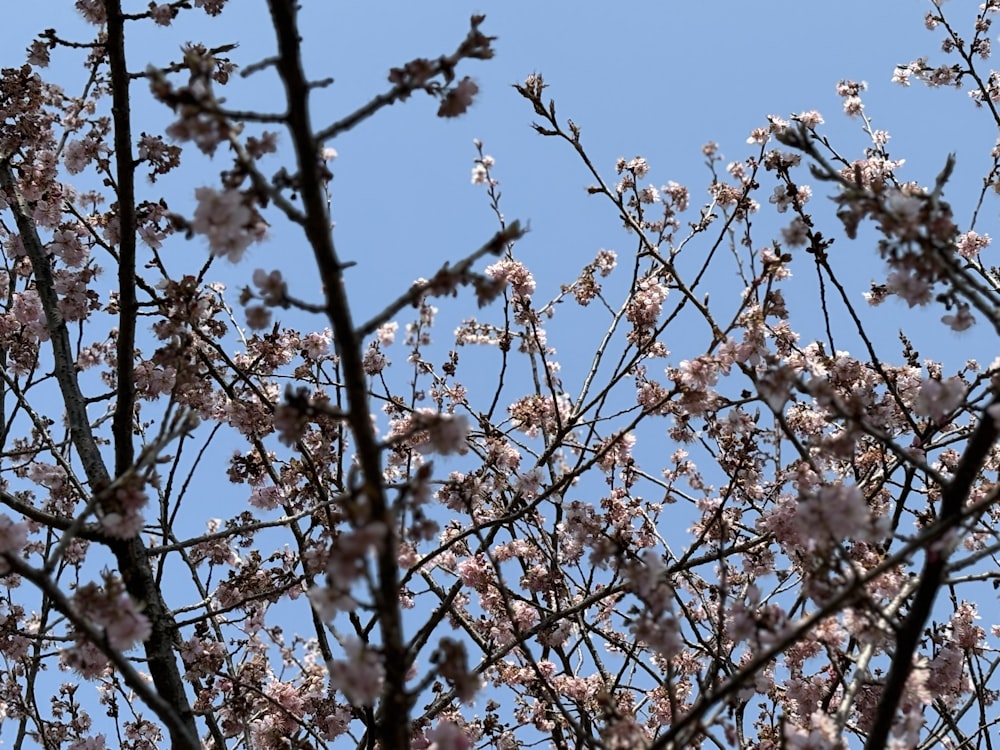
(1, 3), (999, 750)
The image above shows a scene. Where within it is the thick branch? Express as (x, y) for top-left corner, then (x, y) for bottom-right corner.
(106, 0), (138, 478)
(266, 3), (409, 747)
(0, 159), (108, 483)
(3, 554), (200, 750)
(103, 7), (199, 743)
(864, 398), (1000, 750)
(0, 156), (197, 749)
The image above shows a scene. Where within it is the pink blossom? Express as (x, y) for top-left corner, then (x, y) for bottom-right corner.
(150, 3), (175, 25)
(843, 95), (864, 116)
(471, 154), (494, 185)
(192, 187), (256, 262)
(638, 184), (660, 203)
(942, 304), (975, 331)
(661, 182), (689, 210)
(426, 720), (472, 750)
(75, 0), (107, 23)
(327, 637), (385, 706)
(252, 268), (287, 304)
(769, 183), (811, 213)
(747, 127), (769, 145)
(11, 289), (49, 341)
(195, 0), (228, 15)
(780, 216), (809, 246)
(68, 736), (107, 750)
(457, 554), (493, 592)
(596, 431), (636, 472)
(783, 710), (842, 750)
(621, 156), (650, 178)
(836, 79), (867, 97)
(914, 376), (965, 423)
(248, 485), (286, 511)
(7, 6), (1000, 747)
(486, 258), (535, 299)
(27, 40), (50, 67)
(594, 248), (617, 275)
(0, 514), (28, 572)
(71, 579), (152, 654)
(795, 483), (883, 546)
(102, 594), (153, 650)
(626, 276), (668, 328)
(362, 345), (387, 375)
(796, 109), (824, 127)
(63, 639), (111, 679)
(323, 522), (387, 591)
(308, 582), (355, 621)
(955, 230), (990, 258)
(63, 140), (94, 174)
(244, 305), (271, 329)
(50, 226), (89, 266)
(884, 189), (924, 223)
(377, 321), (398, 346)
(414, 412), (470, 456)
(302, 329), (332, 359)
(886, 270), (932, 307)
(100, 478), (149, 539)
(892, 65), (914, 85)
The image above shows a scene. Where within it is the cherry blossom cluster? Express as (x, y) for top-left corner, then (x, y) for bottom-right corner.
(3, 2), (1000, 749)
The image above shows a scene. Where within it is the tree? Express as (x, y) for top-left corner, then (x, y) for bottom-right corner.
(2, 1), (1000, 749)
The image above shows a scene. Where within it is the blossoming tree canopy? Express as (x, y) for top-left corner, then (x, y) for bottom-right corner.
(1, 1), (1000, 749)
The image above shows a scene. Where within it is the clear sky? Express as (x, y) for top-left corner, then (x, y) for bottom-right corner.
(5, 1), (998, 745)
(8, 1), (989, 342)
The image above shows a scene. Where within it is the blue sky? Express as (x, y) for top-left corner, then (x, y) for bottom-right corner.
(9, 1), (990, 336)
(6, 1), (1000, 745)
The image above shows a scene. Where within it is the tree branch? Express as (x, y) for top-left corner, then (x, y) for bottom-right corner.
(2, 553), (200, 750)
(266, 2), (409, 747)
(864, 398), (1000, 750)
(105, 0), (139, 483)
(0, 143), (197, 750)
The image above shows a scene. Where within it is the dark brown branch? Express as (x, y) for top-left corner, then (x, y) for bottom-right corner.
(864, 398), (1000, 750)
(314, 17), (493, 144)
(266, 2), (409, 747)
(0, 159), (107, 483)
(106, 0), (138, 480)
(355, 221), (525, 339)
(2, 553), (199, 750)
(0, 129), (198, 750)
